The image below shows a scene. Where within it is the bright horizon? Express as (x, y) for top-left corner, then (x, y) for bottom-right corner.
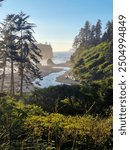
(0, 0), (112, 51)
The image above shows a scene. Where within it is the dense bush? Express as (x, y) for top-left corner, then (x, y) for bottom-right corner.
(24, 85), (86, 115)
(25, 113), (112, 150)
(0, 96), (112, 150)
(24, 82), (112, 116)
(0, 96), (46, 149)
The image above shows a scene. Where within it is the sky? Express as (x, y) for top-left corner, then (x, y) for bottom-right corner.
(0, 0), (112, 51)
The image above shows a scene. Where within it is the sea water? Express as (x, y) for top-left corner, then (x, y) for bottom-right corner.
(33, 67), (70, 88)
(33, 51), (73, 88)
(52, 51), (73, 64)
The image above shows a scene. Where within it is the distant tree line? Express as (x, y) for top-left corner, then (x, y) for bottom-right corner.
(73, 19), (113, 50)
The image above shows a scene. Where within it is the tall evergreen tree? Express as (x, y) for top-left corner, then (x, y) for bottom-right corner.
(73, 28), (85, 49)
(84, 21), (91, 48)
(73, 21), (91, 50)
(0, 12), (41, 96)
(90, 25), (96, 46)
(13, 12), (41, 96)
(0, 31), (7, 92)
(0, 14), (18, 95)
(102, 20), (113, 42)
(95, 19), (102, 45)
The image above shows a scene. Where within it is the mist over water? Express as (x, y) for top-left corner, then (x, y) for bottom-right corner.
(52, 51), (73, 64)
(40, 51), (73, 66)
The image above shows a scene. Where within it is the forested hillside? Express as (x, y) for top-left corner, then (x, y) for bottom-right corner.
(71, 20), (113, 83)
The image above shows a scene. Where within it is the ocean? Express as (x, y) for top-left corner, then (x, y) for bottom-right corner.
(52, 51), (73, 64)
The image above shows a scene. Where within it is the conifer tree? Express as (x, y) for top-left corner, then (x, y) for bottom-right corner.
(102, 20), (113, 41)
(95, 19), (102, 45)
(13, 12), (41, 96)
(90, 25), (96, 46)
(84, 21), (91, 48)
(0, 12), (41, 96)
(0, 14), (18, 95)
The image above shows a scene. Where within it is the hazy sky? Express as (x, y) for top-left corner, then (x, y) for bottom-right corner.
(0, 0), (112, 51)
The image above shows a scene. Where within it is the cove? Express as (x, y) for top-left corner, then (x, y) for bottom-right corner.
(33, 67), (70, 88)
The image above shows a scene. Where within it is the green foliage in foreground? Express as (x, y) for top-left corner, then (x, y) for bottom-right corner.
(25, 113), (112, 150)
(0, 96), (112, 150)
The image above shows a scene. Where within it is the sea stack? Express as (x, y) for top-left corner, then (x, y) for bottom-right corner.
(37, 43), (54, 65)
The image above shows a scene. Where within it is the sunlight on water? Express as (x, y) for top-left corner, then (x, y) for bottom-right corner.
(33, 67), (70, 88)
(33, 51), (72, 88)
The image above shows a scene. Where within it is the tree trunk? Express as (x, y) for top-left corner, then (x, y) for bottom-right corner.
(20, 63), (23, 97)
(20, 30), (23, 97)
(1, 56), (6, 92)
(10, 59), (14, 96)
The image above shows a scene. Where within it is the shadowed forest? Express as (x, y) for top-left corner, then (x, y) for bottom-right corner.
(0, 0), (113, 149)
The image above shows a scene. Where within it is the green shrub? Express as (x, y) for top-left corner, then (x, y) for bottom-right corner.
(25, 113), (113, 150)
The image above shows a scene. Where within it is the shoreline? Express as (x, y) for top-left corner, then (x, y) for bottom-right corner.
(56, 70), (79, 85)
(0, 65), (63, 92)
(0, 62), (79, 93)
(40, 62), (79, 87)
